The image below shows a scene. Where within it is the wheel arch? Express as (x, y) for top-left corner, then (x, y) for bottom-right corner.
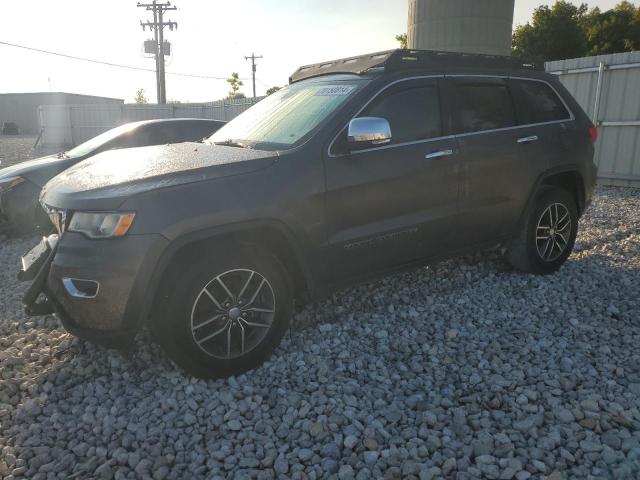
(538, 169), (586, 216)
(139, 220), (317, 328)
(520, 167), (586, 225)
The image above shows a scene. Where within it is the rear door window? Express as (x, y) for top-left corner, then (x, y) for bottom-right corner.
(145, 124), (175, 145)
(188, 122), (223, 142)
(452, 80), (516, 134)
(509, 79), (571, 125)
(110, 127), (153, 149)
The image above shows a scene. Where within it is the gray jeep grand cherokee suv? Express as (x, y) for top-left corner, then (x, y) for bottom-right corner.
(20, 50), (597, 378)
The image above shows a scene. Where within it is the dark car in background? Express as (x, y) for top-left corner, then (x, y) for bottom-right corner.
(0, 118), (225, 233)
(20, 49), (597, 379)
(2, 122), (20, 135)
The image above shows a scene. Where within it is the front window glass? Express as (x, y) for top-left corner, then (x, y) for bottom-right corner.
(362, 83), (442, 144)
(67, 123), (140, 158)
(208, 82), (361, 150)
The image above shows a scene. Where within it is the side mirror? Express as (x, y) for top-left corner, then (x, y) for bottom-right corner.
(347, 117), (392, 147)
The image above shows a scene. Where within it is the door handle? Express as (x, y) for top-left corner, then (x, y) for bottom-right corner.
(425, 149), (454, 159)
(517, 135), (539, 144)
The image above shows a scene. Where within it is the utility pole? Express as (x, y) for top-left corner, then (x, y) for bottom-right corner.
(244, 53), (263, 99)
(138, 1), (177, 104)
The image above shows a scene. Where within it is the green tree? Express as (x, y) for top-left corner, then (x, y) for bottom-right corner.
(396, 33), (408, 49)
(226, 72), (244, 99)
(266, 86), (281, 96)
(134, 88), (148, 104)
(584, 1), (640, 55)
(512, 1), (589, 61)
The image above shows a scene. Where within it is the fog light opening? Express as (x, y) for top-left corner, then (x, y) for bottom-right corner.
(62, 278), (100, 299)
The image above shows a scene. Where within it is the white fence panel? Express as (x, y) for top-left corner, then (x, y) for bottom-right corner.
(71, 105), (122, 146)
(37, 97), (263, 151)
(547, 52), (640, 187)
(122, 105), (173, 122)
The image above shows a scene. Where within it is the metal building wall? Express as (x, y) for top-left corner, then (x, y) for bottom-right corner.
(37, 97), (262, 150)
(0, 93), (123, 134)
(407, 0), (515, 56)
(547, 52), (640, 187)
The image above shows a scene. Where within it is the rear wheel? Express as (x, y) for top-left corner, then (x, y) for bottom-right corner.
(156, 246), (293, 379)
(507, 186), (578, 274)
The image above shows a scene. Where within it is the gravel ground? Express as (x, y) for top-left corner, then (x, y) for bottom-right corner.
(0, 187), (639, 480)
(0, 136), (39, 168)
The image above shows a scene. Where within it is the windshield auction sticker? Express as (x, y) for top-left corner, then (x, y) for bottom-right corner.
(314, 85), (356, 96)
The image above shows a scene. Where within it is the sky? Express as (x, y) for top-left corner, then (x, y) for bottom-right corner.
(0, 0), (630, 103)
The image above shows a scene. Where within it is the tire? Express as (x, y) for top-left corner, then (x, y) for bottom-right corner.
(507, 186), (578, 275)
(156, 245), (293, 379)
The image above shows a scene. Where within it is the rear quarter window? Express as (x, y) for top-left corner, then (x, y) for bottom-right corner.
(509, 79), (571, 125)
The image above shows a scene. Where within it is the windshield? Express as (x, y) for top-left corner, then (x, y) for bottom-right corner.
(66, 122), (140, 158)
(207, 81), (362, 150)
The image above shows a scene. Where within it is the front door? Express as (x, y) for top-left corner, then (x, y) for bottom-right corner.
(323, 78), (460, 284)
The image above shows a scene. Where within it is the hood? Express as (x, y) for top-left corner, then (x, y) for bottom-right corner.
(41, 143), (278, 211)
(0, 154), (79, 187)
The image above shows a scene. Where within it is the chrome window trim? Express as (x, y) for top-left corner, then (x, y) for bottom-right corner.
(335, 134), (458, 156)
(452, 118), (571, 139)
(327, 74), (575, 158)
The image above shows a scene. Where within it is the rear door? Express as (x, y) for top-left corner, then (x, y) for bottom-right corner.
(324, 77), (460, 282)
(508, 77), (575, 171)
(446, 77), (536, 247)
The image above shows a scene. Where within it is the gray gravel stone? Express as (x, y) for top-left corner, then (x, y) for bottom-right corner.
(1, 186), (639, 479)
(338, 464), (354, 479)
(343, 435), (358, 450)
(297, 448), (313, 462)
(273, 455), (288, 475)
(363, 451), (379, 465)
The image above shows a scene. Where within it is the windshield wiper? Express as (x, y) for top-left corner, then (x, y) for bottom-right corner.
(213, 139), (251, 149)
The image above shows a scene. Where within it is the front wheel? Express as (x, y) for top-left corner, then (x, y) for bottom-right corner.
(156, 246), (293, 379)
(507, 186), (578, 274)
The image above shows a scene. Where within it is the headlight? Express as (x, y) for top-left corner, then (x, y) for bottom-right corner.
(0, 176), (25, 193)
(68, 212), (136, 239)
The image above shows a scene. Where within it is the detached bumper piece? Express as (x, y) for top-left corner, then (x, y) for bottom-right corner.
(20, 235), (59, 316)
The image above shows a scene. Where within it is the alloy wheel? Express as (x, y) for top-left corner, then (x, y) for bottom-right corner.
(535, 203), (572, 262)
(190, 269), (276, 359)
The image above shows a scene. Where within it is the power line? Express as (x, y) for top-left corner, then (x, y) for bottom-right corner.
(0, 40), (243, 81)
(255, 77), (270, 88)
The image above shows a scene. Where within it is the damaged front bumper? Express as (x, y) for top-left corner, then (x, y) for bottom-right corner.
(18, 234), (133, 349)
(18, 232), (168, 350)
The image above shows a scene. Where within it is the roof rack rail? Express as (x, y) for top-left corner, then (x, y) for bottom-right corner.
(289, 49), (541, 83)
